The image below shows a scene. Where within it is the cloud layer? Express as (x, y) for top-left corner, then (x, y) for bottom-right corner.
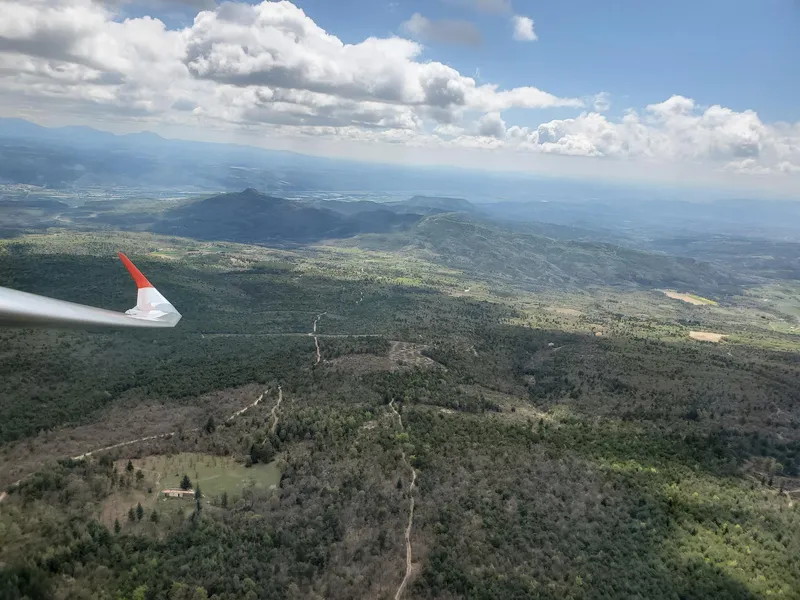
(0, 0), (797, 188)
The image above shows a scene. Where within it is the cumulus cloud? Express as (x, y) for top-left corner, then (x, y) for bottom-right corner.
(182, 1), (576, 117)
(400, 13), (482, 47)
(512, 15), (537, 41)
(477, 112), (506, 139)
(0, 0), (797, 189)
(0, 0), (579, 131)
(495, 96), (800, 175)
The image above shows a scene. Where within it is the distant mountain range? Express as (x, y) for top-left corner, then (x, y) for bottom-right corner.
(0, 187), (748, 292)
(153, 189), (423, 243)
(0, 117), (555, 198)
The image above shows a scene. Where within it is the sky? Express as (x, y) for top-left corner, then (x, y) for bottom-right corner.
(0, 0), (799, 194)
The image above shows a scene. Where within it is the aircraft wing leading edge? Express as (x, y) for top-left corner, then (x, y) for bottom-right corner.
(0, 252), (181, 329)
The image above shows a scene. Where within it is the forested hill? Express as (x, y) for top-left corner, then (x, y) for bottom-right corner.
(152, 189), (422, 244)
(334, 213), (743, 292)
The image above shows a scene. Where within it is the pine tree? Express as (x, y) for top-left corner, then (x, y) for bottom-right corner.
(135, 470), (145, 483)
(150, 510), (159, 524)
(220, 491), (228, 508)
(128, 507), (136, 522)
(136, 502), (144, 521)
(204, 415), (216, 434)
(114, 518), (121, 534)
(126, 460), (134, 473)
(180, 474), (192, 490)
(195, 486), (202, 512)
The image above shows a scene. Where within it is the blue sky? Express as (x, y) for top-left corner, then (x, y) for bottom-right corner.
(2, 0), (799, 194)
(323, 0), (795, 120)
(139, 0), (800, 123)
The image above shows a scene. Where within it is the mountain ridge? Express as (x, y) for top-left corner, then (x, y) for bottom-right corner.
(331, 212), (743, 293)
(153, 188), (423, 244)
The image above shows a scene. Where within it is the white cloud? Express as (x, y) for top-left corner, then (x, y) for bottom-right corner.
(0, 0), (578, 130)
(477, 112), (506, 139)
(593, 92), (611, 113)
(0, 0), (797, 192)
(512, 15), (537, 41)
(494, 96), (800, 177)
(400, 13), (482, 47)
(183, 1), (574, 118)
(433, 123), (465, 138)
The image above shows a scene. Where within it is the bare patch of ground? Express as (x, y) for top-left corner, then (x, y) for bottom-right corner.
(327, 342), (443, 374)
(662, 290), (717, 306)
(588, 323), (606, 337)
(689, 331), (727, 343)
(459, 385), (550, 423)
(389, 342), (443, 372)
(0, 384), (263, 488)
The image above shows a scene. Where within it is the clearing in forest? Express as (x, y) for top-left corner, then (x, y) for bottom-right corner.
(118, 453), (280, 497)
(662, 290), (718, 306)
(101, 453), (280, 528)
(689, 331), (727, 343)
(388, 342), (443, 371)
(328, 341), (443, 373)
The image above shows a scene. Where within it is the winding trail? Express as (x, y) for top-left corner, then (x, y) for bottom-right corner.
(390, 400), (418, 600)
(75, 391), (266, 460)
(269, 386), (283, 434)
(227, 391), (264, 422)
(311, 312), (327, 365)
(4, 297), (359, 506)
(72, 431), (191, 461)
(0, 389), (268, 504)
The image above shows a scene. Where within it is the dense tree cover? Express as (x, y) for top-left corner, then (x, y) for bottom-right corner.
(406, 409), (799, 599)
(0, 240), (507, 442)
(2, 232), (800, 599)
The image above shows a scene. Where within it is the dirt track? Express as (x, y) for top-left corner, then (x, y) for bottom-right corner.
(390, 400), (418, 600)
(269, 386), (283, 434)
(0, 389), (267, 504)
(312, 312), (327, 365)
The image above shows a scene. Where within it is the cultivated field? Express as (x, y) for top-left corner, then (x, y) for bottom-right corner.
(662, 289), (718, 305)
(689, 331), (728, 342)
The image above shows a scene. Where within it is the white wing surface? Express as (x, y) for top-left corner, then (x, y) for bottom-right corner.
(0, 252), (181, 329)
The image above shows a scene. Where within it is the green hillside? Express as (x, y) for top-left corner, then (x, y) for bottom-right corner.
(336, 213), (742, 293)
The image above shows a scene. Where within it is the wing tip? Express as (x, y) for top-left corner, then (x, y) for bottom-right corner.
(118, 252), (153, 289)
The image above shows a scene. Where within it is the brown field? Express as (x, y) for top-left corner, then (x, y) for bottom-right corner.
(689, 331), (727, 343)
(662, 290), (717, 306)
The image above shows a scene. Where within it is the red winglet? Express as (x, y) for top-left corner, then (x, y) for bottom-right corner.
(118, 252), (153, 289)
